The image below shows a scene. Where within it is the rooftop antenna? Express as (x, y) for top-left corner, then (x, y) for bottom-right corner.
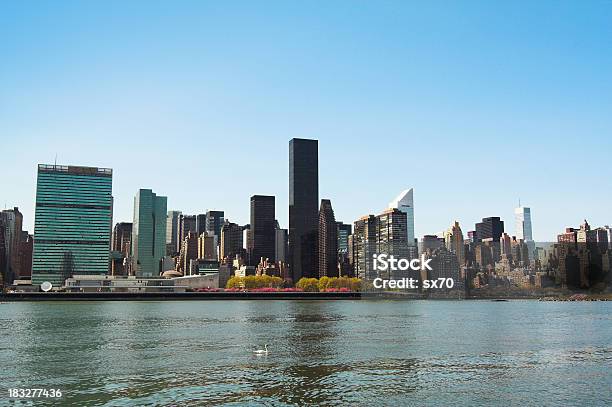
(54, 153), (57, 169)
(518, 198), (521, 207)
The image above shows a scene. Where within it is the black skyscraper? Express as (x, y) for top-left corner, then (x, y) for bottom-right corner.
(289, 138), (319, 282)
(475, 217), (504, 242)
(249, 195), (275, 265)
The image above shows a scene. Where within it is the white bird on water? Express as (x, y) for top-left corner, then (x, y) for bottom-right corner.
(253, 344), (269, 355)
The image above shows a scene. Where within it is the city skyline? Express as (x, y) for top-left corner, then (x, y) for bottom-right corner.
(2, 1), (611, 239)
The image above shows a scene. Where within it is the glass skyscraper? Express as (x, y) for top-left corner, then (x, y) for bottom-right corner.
(32, 164), (113, 286)
(132, 189), (167, 277)
(289, 138), (319, 282)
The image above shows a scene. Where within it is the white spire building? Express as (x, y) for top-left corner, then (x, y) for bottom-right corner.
(514, 205), (535, 261)
(388, 189), (415, 247)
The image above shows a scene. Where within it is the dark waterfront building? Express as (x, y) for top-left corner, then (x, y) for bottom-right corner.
(18, 233), (33, 280)
(206, 210), (225, 239)
(289, 138), (319, 282)
(220, 221), (244, 262)
(1, 207), (23, 284)
(249, 195), (276, 265)
(32, 164), (113, 285)
(318, 199), (338, 278)
(351, 215), (377, 280)
(112, 222), (132, 257)
(475, 217), (504, 242)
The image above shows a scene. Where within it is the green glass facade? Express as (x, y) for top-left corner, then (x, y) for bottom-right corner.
(132, 189), (167, 277)
(32, 164), (113, 286)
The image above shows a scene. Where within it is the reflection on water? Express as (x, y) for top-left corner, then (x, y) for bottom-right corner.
(1, 300), (611, 406)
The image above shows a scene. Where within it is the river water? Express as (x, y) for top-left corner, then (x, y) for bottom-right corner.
(1, 300), (610, 406)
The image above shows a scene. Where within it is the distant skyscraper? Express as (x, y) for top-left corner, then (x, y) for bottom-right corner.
(446, 221), (465, 266)
(198, 232), (217, 261)
(514, 206), (533, 241)
(318, 199), (338, 278)
(475, 217), (504, 242)
(275, 220), (288, 263)
(178, 214), (197, 253)
(289, 138), (319, 282)
(352, 215), (377, 280)
(249, 195), (275, 265)
(388, 189), (415, 246)
(32, 164), (113, 285)
(1, 207), (23, 284)
(206, 210), (225, 240)
(112, 222), (132, 257)
(337, 222), (352, 254)
(132, 189), (167, 277)
(166, 210), (182, 255)
(196, 213), (208, 236)
(220, 221), (244, 261)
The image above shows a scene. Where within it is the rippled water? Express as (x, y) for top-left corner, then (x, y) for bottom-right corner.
(1, 300), (611, 406)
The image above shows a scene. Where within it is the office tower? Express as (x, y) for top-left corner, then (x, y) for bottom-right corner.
(177, 231), (198, 274)
(220, 221), (244, 261)
(178, 214), (196, 253)
(352, 215), (377, 280)
(289, 138), (319, 282)
(18, 233), (33, 279)
(112, 222), (132, 257)
(0, 207), (23, 284)
(337, 223), (352, 254)
(446, 221), (465, 266)
(514, 206), (533, 241)
(166, 210), (181, 255)
(422, 235), (445, 252)
(249, 195), (275, 265)
(388, 188), (415, 246)
(500, 232), (512, 258)
(475, 217), (504, 242)
(32, 164), (113, 285)
(377, 208), (410, 279)
(132, 189), (167, 277)
(206, 210), (225, 240)
(275, 220), (288, 263)
(198, 233), (217, 260)
(196, 214), (207, 236)
(318, 199), (338, 278)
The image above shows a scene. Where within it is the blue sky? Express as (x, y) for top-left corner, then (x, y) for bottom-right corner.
(1, 0), (611, 240)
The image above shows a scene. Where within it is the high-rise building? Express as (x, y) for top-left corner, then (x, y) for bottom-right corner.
(220, 221), (244, 262)
(166, 210), (182, 255)
(289, 138), (319, 282)
(132, 189), (167, 277)
(196, 214), (208, 236)
(352, 215), (377, 280)
(514, 206), (533, 242)
(178, 214), (197, 253)
(337, 222), (352, 254)
(112, 222), (132, 258)
(1, 207), (23, 284)
(475, 217), (504, 242)
(275, 220), (288, 263)
(198, 233), (217, 261)
(32, 164), (113, 285)
(377, 208), (410, 278)
(18, 233), (33, 280)
(445, 221), (465, 266)
(206, 210), (225, 240)
(318, 200), (338, 278)
(388, 188), (416, 246)
(177, 231), (198, 274)
(249, 195), (275, 265)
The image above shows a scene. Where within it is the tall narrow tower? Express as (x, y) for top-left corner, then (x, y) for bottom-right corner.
(388, 188), (415, 247)
(318, 199), (338, 278)
(289, 138), (319, 282)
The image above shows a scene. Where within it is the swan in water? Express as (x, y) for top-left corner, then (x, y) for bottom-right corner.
(253, 344), (269, 355)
